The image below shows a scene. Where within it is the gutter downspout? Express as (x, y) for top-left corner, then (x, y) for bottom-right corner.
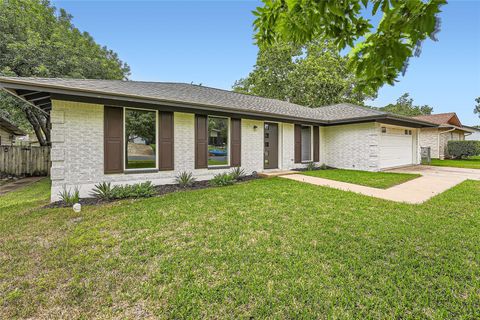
(438, 127), (456, 159)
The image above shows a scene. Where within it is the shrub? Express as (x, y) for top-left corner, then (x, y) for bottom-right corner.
(90, 182), (114, 200)
(130, 181), (156, 198)
(319, 163), (328, 170)
(210, 173), (235, 187)
(175, 171), (196, 188)
(230, 167), (246, 180)
(447, 140), (480, 159)
(306, 162), (316, 171)
(58, 186), (80, 205)
(110, 181), (156, 199)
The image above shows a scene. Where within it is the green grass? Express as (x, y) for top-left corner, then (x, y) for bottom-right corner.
(207, 159), (228, 166)
(1, 178), (480, 318)
(301, 169), (421, 189)
(126, 159), (156, 169)
(430, 156), (480, 169)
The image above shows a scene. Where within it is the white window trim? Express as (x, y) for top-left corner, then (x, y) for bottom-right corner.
(123, 107), (159, 172)
(207, 115), (231, 168)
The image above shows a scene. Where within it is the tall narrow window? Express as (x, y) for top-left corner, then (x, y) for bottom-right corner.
(301, 125), (312, 162)
(125, 109), (157, 169)
(208, 116), (229, 166)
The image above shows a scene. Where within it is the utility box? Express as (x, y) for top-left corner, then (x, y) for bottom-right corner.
(421, 147), (431, 165)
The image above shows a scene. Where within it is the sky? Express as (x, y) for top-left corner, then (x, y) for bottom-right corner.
(51, 0), (480, 126)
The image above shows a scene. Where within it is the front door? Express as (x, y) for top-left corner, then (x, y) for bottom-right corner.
(264, 122), (278, 169)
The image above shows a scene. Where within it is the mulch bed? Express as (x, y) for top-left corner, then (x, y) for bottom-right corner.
(45, 175), (259, 209)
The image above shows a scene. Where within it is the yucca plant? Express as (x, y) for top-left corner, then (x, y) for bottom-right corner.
(209, 173), (235, 187)
(175, 171), (196, 188)
(230, 167), (246, 181)
(306, 162), (316, 171)
(110, 181), (156, 199)
(58, 186), (80, 205)
(90, 182), (114, 200)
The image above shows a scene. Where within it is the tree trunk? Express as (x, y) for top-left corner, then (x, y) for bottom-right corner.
(24, 107), (47, 146)
(32, 109), (51, 146)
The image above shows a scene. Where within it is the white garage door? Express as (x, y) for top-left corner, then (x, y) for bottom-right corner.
(379, 127), (414, 169)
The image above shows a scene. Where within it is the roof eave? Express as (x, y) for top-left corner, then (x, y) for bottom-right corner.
(326, 114), (438, 127)
(0, 78), (329, 125)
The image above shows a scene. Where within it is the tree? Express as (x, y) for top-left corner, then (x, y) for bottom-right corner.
(474, 97), (480, 119)
(0, 0), (130, 145)
(377, 93), (433, 116)
(253, 0), (446, 91)
(233, 40), (376, 107)
(125, 110), (156, 145)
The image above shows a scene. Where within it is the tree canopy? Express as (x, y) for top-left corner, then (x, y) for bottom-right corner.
(376, 93), (433, 116)
(253, 0), (446, 91)
(474, 97), (480, 119)
(233, 40), (376, 107)
(0, 0), (130, 145)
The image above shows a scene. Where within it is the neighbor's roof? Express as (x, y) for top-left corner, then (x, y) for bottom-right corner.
(0, 77), (435, 126)
(0, 116), (25, 135)
(412, 113), (462, 127)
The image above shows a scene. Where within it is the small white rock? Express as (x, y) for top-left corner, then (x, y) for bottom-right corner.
(72, 203), (81, 213)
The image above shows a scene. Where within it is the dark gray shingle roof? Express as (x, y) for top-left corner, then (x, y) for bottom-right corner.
(314, 103), (386, 120)
(0, 77), (433, 126)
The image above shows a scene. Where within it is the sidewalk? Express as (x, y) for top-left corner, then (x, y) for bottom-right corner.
(281, 166), (478, 204)
(0, 177), (45, 196)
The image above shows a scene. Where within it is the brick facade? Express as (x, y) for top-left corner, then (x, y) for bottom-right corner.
(418, 128), (465, 159)
(49, 100), (420, 201)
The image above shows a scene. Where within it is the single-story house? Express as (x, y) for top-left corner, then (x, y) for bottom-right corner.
(464, 125), (480, 141)
(0, 116), (25, 146)
(412, 113), (476, 159)
(0, 77), (436, 202)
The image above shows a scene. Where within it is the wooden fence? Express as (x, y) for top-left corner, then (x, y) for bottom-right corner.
(0, 146), (50, 177)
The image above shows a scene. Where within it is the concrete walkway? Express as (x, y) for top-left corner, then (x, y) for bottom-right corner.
(0, 177), (45, 196)
(281, 166), (480, 204)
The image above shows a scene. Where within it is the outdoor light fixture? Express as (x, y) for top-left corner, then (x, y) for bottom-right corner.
(253, 125), (258, 130)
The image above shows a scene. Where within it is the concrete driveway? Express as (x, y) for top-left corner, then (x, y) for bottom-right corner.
(282, 165), (479, 204)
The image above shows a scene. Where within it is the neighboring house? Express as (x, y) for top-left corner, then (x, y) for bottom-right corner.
(0, 77), (436, 201)
(0, 116), (25, 145)
(412, 113), (476, 159)
(464, 126), (480, 141)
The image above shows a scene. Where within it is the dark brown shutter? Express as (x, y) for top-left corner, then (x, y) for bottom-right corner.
(159, 112), (174, 170)
(313, 126), (320, 162)
(195, 114), (208, 169)
(294, 124), (302, 163)
(104, 106), (124, 174)
(230, 118), (241, 167)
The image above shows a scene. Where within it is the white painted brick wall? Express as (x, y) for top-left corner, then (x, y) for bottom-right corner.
(418, 128), (440, 158)
(281, 123), (323, 170)
(50, 101), (268, 201)
(49, 100), (393, 201)
(323, 122), (379, 171)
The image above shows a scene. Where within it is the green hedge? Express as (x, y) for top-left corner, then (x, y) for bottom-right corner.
(447, 140), (480, 159)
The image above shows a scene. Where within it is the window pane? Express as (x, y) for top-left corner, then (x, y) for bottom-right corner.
(125, 109), (156, 169)
(208, 117), (228, 166)
(301, 126), (312, 162)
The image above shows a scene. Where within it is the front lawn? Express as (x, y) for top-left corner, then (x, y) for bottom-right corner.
(430, 156), (480, 169)
(301, 168), (420, 188)
(1, 178), (479, 318)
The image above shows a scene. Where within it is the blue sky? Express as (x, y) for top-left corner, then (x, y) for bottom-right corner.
(52, 0), (480, 125)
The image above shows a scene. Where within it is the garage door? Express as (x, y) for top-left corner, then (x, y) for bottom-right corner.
(379, 127), (414, 169)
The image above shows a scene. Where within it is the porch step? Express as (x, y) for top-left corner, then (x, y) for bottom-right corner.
(258, 170), (298, 178)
